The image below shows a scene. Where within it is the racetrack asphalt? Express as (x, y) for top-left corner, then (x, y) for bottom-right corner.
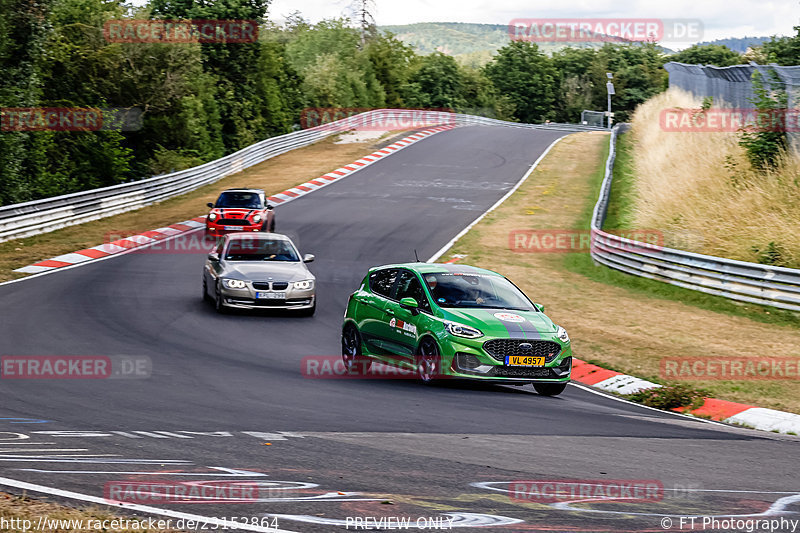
(0, 125), (798, 532)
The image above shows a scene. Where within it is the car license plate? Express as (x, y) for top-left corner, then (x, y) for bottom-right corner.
(224, 226), (241, 231)
(256, 292), (286, 300)
(505, 355), (545, 366)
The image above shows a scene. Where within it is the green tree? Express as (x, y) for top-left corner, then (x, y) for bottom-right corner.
(588, 43), (667, 122)
(0, 0), (53, 205)
(366, 32), (416, 107)
(552, 47), (597, 122)
(483, 41), (557, 123)
(403, 52), (464, 109)
(285, 18), (385, 109)
(761, 26), (800, 65)
(149, 0), (292, 152)
(667, 44), (742, 66)
(458, 66), (514, 120)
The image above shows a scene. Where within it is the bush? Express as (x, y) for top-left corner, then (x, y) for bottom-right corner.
(738, 71), (788, 170)
(751, 241), (788, 266)
(626, 384), (707, 410)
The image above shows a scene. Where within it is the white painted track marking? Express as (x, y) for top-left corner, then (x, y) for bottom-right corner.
(0, 476), (297, 532)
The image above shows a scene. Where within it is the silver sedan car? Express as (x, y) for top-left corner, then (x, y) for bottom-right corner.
(203, 233), (316, 315)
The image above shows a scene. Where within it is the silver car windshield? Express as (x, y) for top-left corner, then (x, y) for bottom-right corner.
(422, 272), (535, 311)
(224, 239), (299, 262)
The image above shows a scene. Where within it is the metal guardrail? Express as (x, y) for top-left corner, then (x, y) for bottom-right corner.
(0, 110), (604, 242)
(591, 126), (800, 312)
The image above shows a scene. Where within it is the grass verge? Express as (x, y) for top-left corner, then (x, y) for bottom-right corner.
(629, 89), (800, 267)
(602, 130), (636, 229)
(439, 131), (800, 414)
(0, 132), (405, 283)
(565, 130), (800, 329)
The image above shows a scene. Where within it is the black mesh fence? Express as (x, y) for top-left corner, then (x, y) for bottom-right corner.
(664, 61), (800, 150)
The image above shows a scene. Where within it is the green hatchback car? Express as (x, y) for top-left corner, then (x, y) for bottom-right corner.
(341, 263), (572, 395)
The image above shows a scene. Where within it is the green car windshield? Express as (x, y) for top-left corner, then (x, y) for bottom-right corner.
(422, 272), (535, 311)
(224, 239), (299, 262)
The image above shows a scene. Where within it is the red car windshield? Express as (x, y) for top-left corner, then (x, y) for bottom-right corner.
(214, 192), (263, 209)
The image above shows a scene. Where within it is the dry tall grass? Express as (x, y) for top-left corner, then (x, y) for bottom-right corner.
(629, 89), (800, 267)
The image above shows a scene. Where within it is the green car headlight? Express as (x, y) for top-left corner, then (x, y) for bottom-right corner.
(445, 322), (483, 339)
(293, 280), (314, 290)
(224, 279), (247, 289)
(556, 325), (570, 343)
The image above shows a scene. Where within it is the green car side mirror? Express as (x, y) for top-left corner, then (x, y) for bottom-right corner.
(535, 303), (545, 313)
(400, 297), (420, 314)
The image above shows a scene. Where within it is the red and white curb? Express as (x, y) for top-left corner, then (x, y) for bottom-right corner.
(14, 219), (207, 274)
(14, 126), (455, 275)
(573, 359), (800, 436)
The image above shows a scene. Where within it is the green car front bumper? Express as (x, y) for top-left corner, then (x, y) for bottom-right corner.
(436, 335), (573, 383)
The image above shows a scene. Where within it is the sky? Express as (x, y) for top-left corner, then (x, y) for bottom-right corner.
(266, 0), (799, 49)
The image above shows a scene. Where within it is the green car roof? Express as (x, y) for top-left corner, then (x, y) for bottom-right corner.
(370, 262), (504, 277)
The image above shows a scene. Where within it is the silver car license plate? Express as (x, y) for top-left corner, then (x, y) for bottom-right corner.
(257, 292), (286, 300)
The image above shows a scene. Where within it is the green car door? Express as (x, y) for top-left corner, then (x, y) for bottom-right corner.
(381, 268), (432, 360)
(354, 268), (399, 356)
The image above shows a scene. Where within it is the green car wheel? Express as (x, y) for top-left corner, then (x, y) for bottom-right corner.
(342, 323), (372, 374)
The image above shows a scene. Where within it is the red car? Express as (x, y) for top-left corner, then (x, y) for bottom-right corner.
(205, 188), (276, 238)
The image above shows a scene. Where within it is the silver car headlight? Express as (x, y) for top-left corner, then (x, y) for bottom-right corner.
(556, 325), (570, 343)
(252, 214), (262, 223)
(224, 279), (247, 289)
(208, 212), (217, 221)
(293, 280), (314, 290)
(445, 322), (483, 339)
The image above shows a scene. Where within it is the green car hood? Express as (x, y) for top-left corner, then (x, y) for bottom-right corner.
(440, 308), (558, 339)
